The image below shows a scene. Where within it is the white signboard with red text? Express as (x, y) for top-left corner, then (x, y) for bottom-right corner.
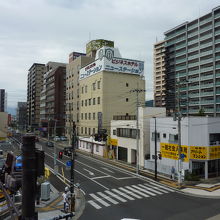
(79, 47), (144, 80)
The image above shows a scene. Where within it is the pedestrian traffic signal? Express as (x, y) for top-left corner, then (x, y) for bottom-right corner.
(59, 151), (63, 159)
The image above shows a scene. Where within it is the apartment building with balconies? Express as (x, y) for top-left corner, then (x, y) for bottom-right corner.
(164, 6), (220, 116)
(27, 63), (45, 131)
(153, 40), (166, 107)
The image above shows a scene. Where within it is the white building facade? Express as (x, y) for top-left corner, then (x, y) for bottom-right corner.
(149, 117), (220, 179)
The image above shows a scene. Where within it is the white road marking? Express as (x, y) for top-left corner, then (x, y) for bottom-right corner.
(83, 168), (94, 176)
(119, 187), (142, 199)
(104, 190), (127, 202)
(141, 185), (163, 195)
(101, 167), (114, 173)
(88, 200), (101, 209)
(149, 186), (169, 193)
(89, 193), (110, 207)
(111, 189), (134, 201)
(97, 192), (119, 205)
(91, 175), (110, 180)
(125, 186), (150, 198)
(132, 185), (156, 196)
(147, 182), (175, 192)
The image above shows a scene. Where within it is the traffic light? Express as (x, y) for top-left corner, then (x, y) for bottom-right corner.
(158, 153), (162, 160)
(94, 134), (99, 141)
(102, 133), (108, 141)
(58, 151), (63, 159)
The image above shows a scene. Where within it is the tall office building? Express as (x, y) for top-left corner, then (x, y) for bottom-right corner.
(0, 89), (6, 112)
(27, 63), (45, 131)
(65, 51), (94, 139)
(164, 6), (220, 116)
(153, 41), (166, 107)
(39, 62), (66, 136)
(16, 102), (27, 130)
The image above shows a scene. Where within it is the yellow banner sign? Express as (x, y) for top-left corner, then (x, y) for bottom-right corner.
(190, 146), (208, 160)
(160, 143), (189, 162)
(110, 138), (118, 146)
(209, 146), (220, 160)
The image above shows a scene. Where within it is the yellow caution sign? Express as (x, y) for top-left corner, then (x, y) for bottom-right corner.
(110, 138), (118, 146)
(209, 145), (220, 160)
(45, 167), (50, 179)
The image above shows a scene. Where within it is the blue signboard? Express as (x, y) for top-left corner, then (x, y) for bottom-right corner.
(66, 161), (72, 167)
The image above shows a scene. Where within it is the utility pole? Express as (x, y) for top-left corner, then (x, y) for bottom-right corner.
(70, 121), (76, 212)
(153, 117), (157, 181)
(22, 135), (37, 219)
(54, 119), (57, 171)
(177, 79), (182, 186)
(130, 85), (146, 174)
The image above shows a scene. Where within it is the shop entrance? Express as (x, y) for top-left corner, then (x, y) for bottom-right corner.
(118, 146), (127, 162)
(192, 161), (205, 178)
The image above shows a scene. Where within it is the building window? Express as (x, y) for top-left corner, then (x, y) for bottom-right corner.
(93, 98), (96, 105)
(85, 85), (88, 93)
(81, 127), (83, 134)
(81, 87), (84, 94)
(126, 98), (129, 102)
(96, 145), (99, 152)
(98, 81), (101, 89)
(93, 112), (95, 120)
(126, 83), (129, 87)
(169, 134), (178, 143)
(163, 133), (166, 138)
(81, 113), (83, 120)
(89, 99), (91, 105)
(117, 128), (139, 139)
(93, 128), (95, 134)
(85, 127), (87, 134)
(89, 128), (91, 135)
(85, 113), (87, 120)
(152, 132), (160, 141)
(98, 97), (101, 104)
(85, 99), (87, 106)
(113, 130), (116, 135)
(82, 100), (84, 106)
(89, 113), (91, 120)
(93, 82), (96, 90)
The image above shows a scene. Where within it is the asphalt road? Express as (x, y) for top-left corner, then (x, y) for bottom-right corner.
(8, 136), (220, 220)
(38, 140), (220, 220)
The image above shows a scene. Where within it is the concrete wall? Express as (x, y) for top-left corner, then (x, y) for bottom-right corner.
(0, 112), (8, 140)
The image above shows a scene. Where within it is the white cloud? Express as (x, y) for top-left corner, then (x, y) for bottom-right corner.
(0, 0), (219, 107)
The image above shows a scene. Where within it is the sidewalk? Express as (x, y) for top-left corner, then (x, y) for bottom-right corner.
(37, 183), (85, 220)
(40, 137), (220, 199)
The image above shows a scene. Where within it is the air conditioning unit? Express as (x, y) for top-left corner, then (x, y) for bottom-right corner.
(41, 182), (50, 201)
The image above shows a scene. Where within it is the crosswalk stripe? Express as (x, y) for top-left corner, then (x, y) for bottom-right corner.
(119, 187), (142, 199)
(132, 185), (156, 196)
(139, 185), (163, 195)
(88, 200), (102, 209)
(97, 192), (119, 205)
(149, 186), (169, 193)
(125, 186), (150, 198)
(89, 193), (110, 207)
(112, 189), (134, 201)
(147, 182), (175, 192)
(105, 190), (127, 202)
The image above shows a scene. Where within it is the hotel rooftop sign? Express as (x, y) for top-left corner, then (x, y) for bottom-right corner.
(79, 47), (144, 80)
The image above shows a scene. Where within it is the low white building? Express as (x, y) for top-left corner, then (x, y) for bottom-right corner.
(78, 137), (105, 157)
(110, 107), (166, 168)
(148, 117), (220, 179)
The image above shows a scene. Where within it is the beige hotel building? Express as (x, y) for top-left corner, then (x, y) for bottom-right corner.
(78, 44), (145, 137)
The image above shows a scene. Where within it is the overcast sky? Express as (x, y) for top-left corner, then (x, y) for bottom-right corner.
(0, 0), (220, 110)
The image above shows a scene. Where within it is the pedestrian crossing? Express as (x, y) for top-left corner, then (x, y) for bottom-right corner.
(87, 182), (175, 210)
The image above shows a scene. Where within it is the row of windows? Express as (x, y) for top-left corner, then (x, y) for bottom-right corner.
(80, 141), (100, 152)
(82, 97), (101, 106)
(81, 127), (96, 135)
(81, 81), (101, 94)
(151, 132), (178, 143)
(81, 112), (100, 120)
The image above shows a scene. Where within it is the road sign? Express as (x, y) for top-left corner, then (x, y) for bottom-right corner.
(180, 153), (185, 159)
(66, 161), (72, 167)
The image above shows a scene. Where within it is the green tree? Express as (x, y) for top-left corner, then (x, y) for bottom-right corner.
(198, 108), (205, 116)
